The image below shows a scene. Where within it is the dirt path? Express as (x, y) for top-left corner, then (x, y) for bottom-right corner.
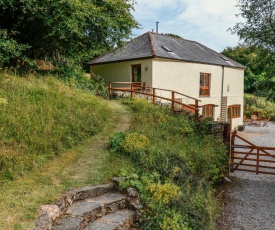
(217, 123), (275, 230)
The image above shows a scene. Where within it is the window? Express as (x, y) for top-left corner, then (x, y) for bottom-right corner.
(199, 73), (211, 96)
(161, 46), (172, 52)
(203, 104), (215, 118)
(131, 64), (141, 82)
(228, 105), (241, 118)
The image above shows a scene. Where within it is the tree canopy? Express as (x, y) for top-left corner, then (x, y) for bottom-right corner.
(222, 45), (275, 100)
(222, 45), (274, 92)
(231, 0), (275, 53)
(0, 0), (138, 65)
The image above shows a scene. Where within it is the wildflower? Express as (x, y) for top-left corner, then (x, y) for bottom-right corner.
(0, 98), (8, 105)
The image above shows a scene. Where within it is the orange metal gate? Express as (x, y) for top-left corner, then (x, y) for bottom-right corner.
(230, 131), (275, 175)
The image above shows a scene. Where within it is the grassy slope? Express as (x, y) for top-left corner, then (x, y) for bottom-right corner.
(0, 74), (133, 229)
(110, 98), (228, 230)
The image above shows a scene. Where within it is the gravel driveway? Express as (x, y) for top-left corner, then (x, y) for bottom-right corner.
(217, 122), (275, 230)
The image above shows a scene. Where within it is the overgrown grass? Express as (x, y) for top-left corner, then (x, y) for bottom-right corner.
(0, 73), (111, 182)
(0, 74), (133, 229)
(110, 98), (228, 230)
(244, 93), (275, 120)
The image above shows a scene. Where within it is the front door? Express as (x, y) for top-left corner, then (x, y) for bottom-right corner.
(131, 64), (141, 82)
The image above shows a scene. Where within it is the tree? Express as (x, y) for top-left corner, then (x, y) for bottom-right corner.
(0, 30), (29, 66)
(222, 45), (275, 93)
(0, 0), (138, 64)
(231, 0), (275, 53)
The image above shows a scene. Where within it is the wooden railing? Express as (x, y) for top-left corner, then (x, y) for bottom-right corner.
(109, 82), (201, 120)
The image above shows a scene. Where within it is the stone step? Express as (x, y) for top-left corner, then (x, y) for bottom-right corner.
(55, 183), (115, 212)
(86, 209), (135, 230)
(52, 193), (127, 229)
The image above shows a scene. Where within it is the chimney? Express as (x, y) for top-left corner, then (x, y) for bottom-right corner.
(156, 22), (159, 33)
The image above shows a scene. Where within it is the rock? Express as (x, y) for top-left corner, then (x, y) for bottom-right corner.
(34, 205), (60, 230)
(126, 187), (139, 198)
(112, 177), (125, 188)
(224, 176), (232, 183)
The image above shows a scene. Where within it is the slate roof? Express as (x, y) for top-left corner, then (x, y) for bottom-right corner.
(88, 32), (245, 69)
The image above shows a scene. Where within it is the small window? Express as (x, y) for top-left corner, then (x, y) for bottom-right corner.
(161, 46), (172, 52)
(200, 73), (211, 97)
(221, 56), (229, 61)
(203, 104), (215, 118)
(228, 105), (241, 118)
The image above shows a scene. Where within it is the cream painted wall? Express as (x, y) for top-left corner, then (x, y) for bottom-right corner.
(90, 59), (153, 86)
(223, 67), (244, 130)
(152, 59), (244, 129)
(90, 58), (244, 130)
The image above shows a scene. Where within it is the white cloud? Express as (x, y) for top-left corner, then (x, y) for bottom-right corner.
(132, 0), (244, 52)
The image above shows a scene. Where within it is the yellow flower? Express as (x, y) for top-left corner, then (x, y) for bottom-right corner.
(0, 98), (8, 105)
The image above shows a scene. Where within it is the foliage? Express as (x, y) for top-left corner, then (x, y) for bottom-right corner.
(110, 98), (228, 229)
(222, 45), (275, 98)
(231, 0), (275, 53)
(0, 73), (112, 182)
(0, 29), (29, 66)
(244, 94), (275, 120)
(123, 132), (149, 154)
(0, 0), (138, 64)
(230, 1), (275, 98)
(53, 58), (108, 97)
(222, 45), (275, 93)
(165, 33), (182, 38)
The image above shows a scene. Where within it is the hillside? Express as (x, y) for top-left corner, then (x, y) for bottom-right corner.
(0, 74), (228, 229)
(0, 73), (133, 229)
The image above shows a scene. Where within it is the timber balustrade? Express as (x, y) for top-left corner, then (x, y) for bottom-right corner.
(109, 82), (200, 120)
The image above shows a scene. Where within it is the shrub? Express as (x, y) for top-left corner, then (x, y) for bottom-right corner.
(123, 132), (149, 154)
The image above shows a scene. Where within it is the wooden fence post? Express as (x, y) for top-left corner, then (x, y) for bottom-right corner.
(172, 91), (175, 111)
(109, 82), (112, 99)
(195, 100), (199, 120)
(256, 148), (259, 175)
(131, 84), (134, 98)
(230, 131), (237, 172)
(153, 88), (156, 104)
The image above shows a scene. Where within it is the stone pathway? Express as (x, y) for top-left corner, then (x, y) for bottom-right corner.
(217, 122), (275, 230)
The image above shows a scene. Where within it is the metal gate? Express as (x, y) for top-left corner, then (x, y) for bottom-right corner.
(230, 131), (275, 175)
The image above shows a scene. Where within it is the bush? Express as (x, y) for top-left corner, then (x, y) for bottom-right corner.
(0, 30), (29, 66)
(244, 94), (275, 119)
(52, 57), (108, 97)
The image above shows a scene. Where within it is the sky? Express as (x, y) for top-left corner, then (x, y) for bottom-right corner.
(131, 0), (244, 52)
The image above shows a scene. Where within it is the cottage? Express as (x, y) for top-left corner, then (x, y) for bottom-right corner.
(88, 32), (245, 129)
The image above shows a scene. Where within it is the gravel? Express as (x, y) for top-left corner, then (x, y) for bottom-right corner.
(217, 122), (275, 230)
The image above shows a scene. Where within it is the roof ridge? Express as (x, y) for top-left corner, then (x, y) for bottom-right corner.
(151, 32), (199, 44)
(148, 32), (156, 56)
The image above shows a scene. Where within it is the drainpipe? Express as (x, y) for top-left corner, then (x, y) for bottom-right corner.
(220, 66), (225, 121)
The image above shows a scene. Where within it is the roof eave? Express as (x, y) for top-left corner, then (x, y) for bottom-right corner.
(154, 56), (246, 69)
(88, 56), (155, 66)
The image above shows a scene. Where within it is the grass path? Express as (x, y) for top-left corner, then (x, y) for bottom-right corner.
(0, 100), (131, 230)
